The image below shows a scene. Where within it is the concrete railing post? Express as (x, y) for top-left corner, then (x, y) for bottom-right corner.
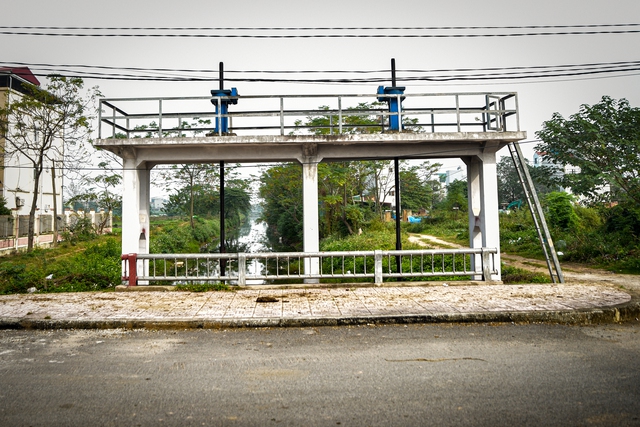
(482, 249), (492, 283)
(374, 250), (383, 286)
(121, 253), (138, 286)
(237, 253), (246, 286)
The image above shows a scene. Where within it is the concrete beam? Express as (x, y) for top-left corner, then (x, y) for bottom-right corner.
(95, 132), (525, 165)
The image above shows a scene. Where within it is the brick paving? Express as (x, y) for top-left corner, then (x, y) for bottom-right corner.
(0, 283), (633, 328)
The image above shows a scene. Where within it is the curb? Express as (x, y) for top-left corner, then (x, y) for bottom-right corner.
(2, 301), (639, 330)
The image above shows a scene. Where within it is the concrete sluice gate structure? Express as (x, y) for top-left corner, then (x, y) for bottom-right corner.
(95, 91), (526, 282)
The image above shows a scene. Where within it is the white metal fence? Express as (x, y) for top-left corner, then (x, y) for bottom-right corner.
(121, 248), (498, 286)
(99, 92), (520, 139)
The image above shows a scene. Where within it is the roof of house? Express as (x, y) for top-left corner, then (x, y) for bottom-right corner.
(0, 67), (41, 86)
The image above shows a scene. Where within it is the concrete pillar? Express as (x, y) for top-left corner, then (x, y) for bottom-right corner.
(465, 157), (483, 280)
(464, 152), (501, 281)
(299, 144), (322, 283)
(121, 158), (150, 256)
(121, 158), (138, 256)
(138, 167), (150, 255)
(121, 158), (150, 284)
(479, 151), (500, 281)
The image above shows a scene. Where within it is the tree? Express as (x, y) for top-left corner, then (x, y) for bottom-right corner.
(293, 102), (384, 135)
(163, 185), (218, 218)
(442, 179), (468, 213)
(293, 101), (421, 135)
(65, 162), (122, 233)
(159, 163), (221, 228)
(496, 156), (557, 207)
(399, 161), (442, 212)
(260, 102), (430, 248)
(0, 196), (11, 216)
(536, 96), (640, 204)
(259, 163), (303, 251)
(222, 186), (252, 230)
(0, 75), (99, 251)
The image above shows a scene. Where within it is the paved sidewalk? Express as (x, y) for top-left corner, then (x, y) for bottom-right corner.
(0, 282), (637, 329)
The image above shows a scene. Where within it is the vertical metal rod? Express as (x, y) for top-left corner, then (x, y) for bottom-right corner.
(455, 94), (461, 132)
(220, 160), (226, 278)
(158, 99), (163, 138)
(338, 97), (343, 134)
(397, 93), (403, 132)
(217, 97), (222, 136)
(219, 61), (224, 91)
(394, 157), (402, 274)
(391, 58), (396, 87)
(280, 97), (284, 135)
(514, 94), (521, 131)
(98, 101), (102, 139)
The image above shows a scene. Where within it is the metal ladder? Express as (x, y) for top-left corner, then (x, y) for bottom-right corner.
(507, 142), (564, 283)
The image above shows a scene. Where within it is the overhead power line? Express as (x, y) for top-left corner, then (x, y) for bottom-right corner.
(2, 60), (639, 84)
(4, 60), (640, 75)
(2, 24), (639, 30)
(0, 24), (639, 38)
(2, 30), (640, 38)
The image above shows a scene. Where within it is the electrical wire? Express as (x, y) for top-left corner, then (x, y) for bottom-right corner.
(2, 30), (640, 38)
(5, 60), (640, 74)
(0, 24), (639, 37)
(1, 24), (639, 30)
(2, 60), (639, 83)
(4, 60), (640, 75)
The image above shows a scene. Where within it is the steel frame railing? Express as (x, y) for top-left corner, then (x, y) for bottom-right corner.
(121, 248), (498, 286)
(99, 92), (519, 139)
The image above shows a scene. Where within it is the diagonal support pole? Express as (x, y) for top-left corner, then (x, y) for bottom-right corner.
(508, 142), (564, 283)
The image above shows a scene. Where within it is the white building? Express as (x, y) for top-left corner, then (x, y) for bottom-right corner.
(533, 151), (580, 194)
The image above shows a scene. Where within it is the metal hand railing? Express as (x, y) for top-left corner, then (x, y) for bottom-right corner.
(121, 248), (498, 286)
(99, 92), (519, 139)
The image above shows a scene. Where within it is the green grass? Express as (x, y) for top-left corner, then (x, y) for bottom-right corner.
(0, 235), (122, 294)
(501, 264), (551, 284)
(174, 282), (232, 292)
(0, 216), (227, 295)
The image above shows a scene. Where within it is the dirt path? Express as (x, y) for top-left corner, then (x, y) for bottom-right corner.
(409, 233), (640, 293)
(408, 234), (464, 249)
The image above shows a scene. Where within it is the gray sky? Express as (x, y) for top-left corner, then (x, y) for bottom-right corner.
(2, 0), (639, 192)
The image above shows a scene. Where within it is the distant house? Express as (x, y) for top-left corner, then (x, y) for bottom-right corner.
(0, 67), (64, 250)
(150, 197), (166, 215)
(533, 151), (580, 193)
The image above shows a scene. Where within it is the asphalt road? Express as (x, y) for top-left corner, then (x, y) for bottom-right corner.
(1, 323), (639, 427)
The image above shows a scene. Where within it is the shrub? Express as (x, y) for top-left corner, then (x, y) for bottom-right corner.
(61, 215), (98, 245)
(321, 227), (398, 252)
(190, 218), (220, 244)
(150, 223), (196, 253)
(545, 192), (579, 231)
(0, 196), (11, 215)
(604, 203), (640, 245)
